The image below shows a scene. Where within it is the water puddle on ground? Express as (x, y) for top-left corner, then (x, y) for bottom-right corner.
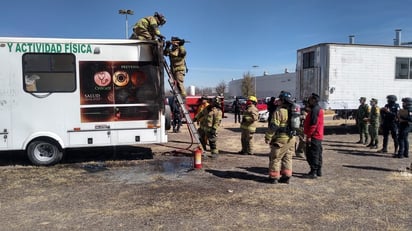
(103, 157), (194, 184)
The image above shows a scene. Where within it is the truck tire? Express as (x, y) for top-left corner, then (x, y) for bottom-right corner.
(27, 140), (63, 166)
(165, 104), (172, 131)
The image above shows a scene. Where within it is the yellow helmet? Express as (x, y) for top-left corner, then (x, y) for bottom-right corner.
(248, 96), (257, 103)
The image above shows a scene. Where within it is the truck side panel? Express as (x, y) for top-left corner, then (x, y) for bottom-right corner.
(0, 38), (167, 154)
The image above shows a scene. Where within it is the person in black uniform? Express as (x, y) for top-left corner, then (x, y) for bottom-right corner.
(379, 95), (400, 154)
(232, 97), (241, 123)
(171, 96), (182, 133)
(266, 96), (277, 127)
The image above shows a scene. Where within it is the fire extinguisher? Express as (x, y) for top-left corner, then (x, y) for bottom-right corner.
(194, 147), (203, 169)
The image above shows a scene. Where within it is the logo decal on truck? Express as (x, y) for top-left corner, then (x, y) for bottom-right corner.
(79, 61), (160, 123)
(5, 42), (92, 54)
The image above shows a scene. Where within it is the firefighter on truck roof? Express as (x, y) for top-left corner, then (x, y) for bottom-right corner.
(130, 12), (166, 40)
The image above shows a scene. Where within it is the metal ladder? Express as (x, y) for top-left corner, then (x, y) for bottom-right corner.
(162, 58), (202, 151)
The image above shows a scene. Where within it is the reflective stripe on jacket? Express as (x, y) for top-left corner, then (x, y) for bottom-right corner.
(265, 107), (289, 142)
(240, 104), (259, 132)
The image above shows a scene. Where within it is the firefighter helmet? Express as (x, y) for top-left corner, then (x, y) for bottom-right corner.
(210, 96), (221, 107)
(278, 91), (293, 103)
(154, 12), (166, 25)
(247, 96), (257, 103)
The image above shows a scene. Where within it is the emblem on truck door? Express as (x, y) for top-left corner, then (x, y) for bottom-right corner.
(113, 71), (130, 87)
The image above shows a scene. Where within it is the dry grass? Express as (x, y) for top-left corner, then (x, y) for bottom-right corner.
(0, 115), (411, 230)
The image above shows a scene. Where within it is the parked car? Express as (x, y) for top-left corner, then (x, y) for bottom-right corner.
(258, 109), (269, 122)
(239, 97), (267, 112)
(256, 98), (268, 111)
(224, 99), (235, 113)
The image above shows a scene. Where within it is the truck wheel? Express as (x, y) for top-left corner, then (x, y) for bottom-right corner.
(27, 140), (63, 166)
(165, 104), (172, 130)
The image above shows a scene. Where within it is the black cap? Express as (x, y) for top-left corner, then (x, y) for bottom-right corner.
(310, 93), (320, 102)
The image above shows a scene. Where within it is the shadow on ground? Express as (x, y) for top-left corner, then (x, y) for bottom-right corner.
(0, 146), (154, 166)
(329, 147), (393, 158)
(206, 166), (310, 183)
(342, 164), (398, 172)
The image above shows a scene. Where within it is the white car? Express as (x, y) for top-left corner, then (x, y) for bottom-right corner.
(258, 110), (269, 122)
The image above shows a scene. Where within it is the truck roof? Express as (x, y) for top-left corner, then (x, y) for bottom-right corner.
(298, 42), (412, 52)
(0, 36), (157, 45)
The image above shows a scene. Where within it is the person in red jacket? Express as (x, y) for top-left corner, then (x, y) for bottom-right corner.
(304, 93), (324, 179)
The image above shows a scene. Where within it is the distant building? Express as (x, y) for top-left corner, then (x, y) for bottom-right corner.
(228, 72), (296, 98)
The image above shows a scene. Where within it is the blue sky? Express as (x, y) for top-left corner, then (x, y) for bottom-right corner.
(1, 0), (412, 88)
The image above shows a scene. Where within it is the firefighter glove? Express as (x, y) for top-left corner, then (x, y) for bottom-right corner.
(158, 34), (166, 40)
(210, 128), (217, 137)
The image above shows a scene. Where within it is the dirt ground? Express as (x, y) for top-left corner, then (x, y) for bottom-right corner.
(0, 113), (411, 231)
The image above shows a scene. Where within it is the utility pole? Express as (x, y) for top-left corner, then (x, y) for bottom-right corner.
(118, 9), (134, 38)
(252, 65), (259, 97)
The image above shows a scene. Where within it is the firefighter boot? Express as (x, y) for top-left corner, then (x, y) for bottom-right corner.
(316, 168), (322, 177)
(279, 176), (290, 184)
(371, 141), (378, 149)
(305, 170), (318, 179)
(378, 146), (388, 153)
(267, 177), (278, 184)
(363, 137), (368, 145)
(211, 149), (219, 158)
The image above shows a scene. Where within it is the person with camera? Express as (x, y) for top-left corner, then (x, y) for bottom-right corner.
(130, 12), (166, 40)
(164, 36), (188, 98)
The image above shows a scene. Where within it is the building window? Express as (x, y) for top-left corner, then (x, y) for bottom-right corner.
(302, 51), (315, 69)
(22, 53), (76, 92)
(395, 57), (412, 79)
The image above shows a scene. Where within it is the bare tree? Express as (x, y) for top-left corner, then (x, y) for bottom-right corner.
(241, 72), (255, 97)
(200, 87), (214, 96)
(215, 80), (226, 96)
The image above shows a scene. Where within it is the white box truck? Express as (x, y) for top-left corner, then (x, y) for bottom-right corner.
(0, 37), (169, 165)
(296, 43), (412, 115)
